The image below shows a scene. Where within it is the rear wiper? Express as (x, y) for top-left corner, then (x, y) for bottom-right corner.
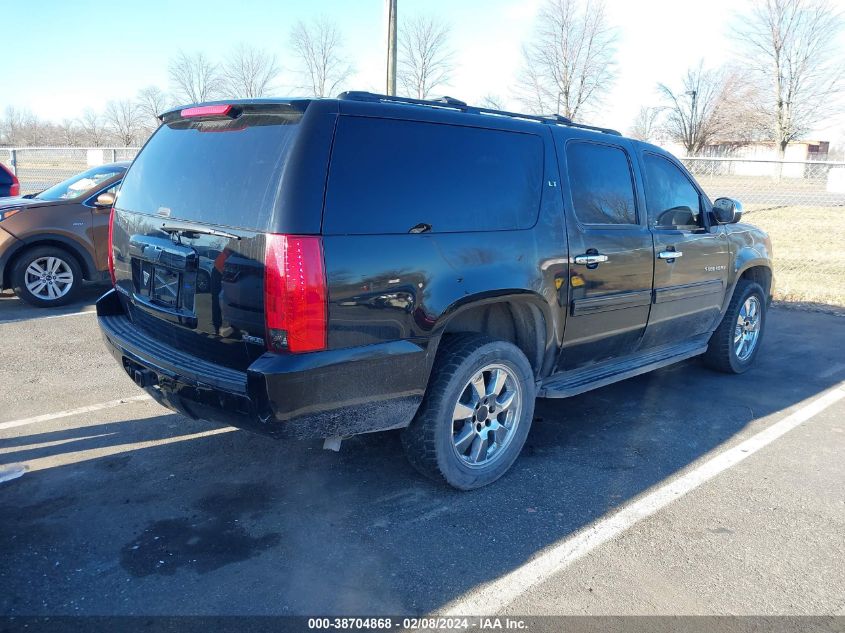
(160, 224), (241, 241)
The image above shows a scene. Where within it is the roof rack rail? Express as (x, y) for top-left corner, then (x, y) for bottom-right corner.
(338, 91), (471, 110)
(434, 95), (468, 107)
(337, 91), (621, 136)
(541, 114), (621, 136)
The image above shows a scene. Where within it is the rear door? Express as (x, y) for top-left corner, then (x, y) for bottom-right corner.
(637, 151), (729, 349)
(555, 135), (654, 370)
(112, 105), (306, 370)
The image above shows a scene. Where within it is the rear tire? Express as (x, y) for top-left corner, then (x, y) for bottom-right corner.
(12, 246), (83, 308)
(703, 279), (766, 374)
(401, 334), (536, 490)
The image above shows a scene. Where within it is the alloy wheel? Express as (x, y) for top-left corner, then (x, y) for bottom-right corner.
(734, 295), (762, 361)
(451, 363), (523, 468)
(24, 256), (74, 301)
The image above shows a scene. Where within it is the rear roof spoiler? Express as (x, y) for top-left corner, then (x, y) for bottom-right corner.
(159, 99), (312, 123)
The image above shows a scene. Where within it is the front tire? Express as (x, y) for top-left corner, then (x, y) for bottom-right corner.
(703, 279), (767, 374)
(401, 334), (536, 490)
(12, 246), (83, 308)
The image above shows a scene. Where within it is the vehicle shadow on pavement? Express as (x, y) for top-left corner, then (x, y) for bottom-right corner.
(0, 283), (108, 322)
(1, 308), (843, 615)
(0, 415), (221, 465)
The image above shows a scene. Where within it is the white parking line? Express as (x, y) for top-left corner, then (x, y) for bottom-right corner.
(0, 395), (152, 432)
(21, 426), (237, 473)
(0, 309), (96, 325)
(442, 382), (845, 616)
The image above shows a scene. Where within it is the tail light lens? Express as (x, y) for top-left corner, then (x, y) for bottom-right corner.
(107, 207), (116, 286)
(181, 104), (234, 118)
(264, 234), (327, 353)
(9, 180), (20, 197)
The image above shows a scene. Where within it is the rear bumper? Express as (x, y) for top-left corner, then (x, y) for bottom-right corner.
(96, 289), (427, 439)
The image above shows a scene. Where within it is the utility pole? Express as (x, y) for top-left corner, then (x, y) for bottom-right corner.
(386, 0), (397, 96)
(686, 89), (698, 151)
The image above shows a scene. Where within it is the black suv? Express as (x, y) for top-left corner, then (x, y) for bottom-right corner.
(97, 93), (773, 489)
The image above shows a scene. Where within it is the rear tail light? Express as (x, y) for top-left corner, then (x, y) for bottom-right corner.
(107, 207), (116, 286)
(264, 234), (327, 353)
(9, 177), (20, 197)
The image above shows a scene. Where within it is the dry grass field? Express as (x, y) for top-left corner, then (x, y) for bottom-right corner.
(743, 206), (845, 310)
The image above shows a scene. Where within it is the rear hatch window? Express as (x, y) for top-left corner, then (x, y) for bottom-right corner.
(117, 107), (303, 230)
(112, 105), (306, 371)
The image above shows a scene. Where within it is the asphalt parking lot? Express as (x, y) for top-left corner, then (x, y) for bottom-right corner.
(1, 293), (843, 618)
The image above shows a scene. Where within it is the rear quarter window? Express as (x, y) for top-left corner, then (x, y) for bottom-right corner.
(323, 117), (544, 234)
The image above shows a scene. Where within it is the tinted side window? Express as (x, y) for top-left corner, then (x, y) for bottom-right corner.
(566, 142), (637, 225)
(323, 117), (543, 234)
(643, 153), (702, 230)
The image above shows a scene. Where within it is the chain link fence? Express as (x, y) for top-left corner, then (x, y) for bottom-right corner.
(0, 149), (842, 311)
(0, 147), (140, 196)
(682, 158), (845, 311)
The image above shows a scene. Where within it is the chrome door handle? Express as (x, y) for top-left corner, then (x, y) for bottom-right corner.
(574, 254), (609, 265)
(658, 250), (683, 259)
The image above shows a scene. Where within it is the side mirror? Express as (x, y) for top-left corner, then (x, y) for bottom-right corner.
(713, 197), (743, 224)
(94, 191), (115, 209)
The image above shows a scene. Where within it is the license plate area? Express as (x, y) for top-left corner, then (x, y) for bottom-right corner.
(134, 261), (197, 324)
(137, 260), (191, 308)
(128, 235), (198, 327)
(149, 266), (183, 308)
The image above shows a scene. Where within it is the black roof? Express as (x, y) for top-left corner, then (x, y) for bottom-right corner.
(159, 92), (622, 137)
(337, 91), (621, 136)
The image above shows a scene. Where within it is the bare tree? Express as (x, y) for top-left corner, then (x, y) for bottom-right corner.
(78, 108), (107, 147)
(657, 63), (724, 155)
(222, 44), (281, 98)
(628, 106), (661, 142)
(657, 63), (763, 155)
(479, 94), (506, 110)
(2, 108), (49, 146)
(136, 86), (170, 132)
(515, 0), (617, 120)
(1, 106), (27, 145)
(514, 54), (552, 114)
(735, 0), (844, 158)
(56, 119), (83, 146)
(104, 100), (144, 147)
(168, 51), (223, 104)
(398, 15), (454, 99)
(25, 118), (49, 146)
(289, 17), (354, 97)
